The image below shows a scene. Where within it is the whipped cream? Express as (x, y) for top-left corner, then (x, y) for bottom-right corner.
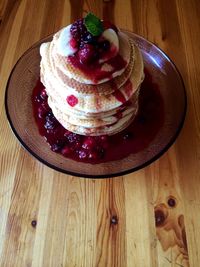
(56, 25), (78, 56)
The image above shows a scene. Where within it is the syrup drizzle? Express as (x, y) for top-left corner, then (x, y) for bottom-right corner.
(68, 53), (127, 84)
(112, 90), (126, 103)
(124, 79), (133, 98)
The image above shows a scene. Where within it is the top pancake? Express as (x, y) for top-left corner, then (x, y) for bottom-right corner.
(51, 30), (132, 88)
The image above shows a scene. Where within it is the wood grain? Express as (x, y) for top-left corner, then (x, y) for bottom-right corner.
(0, 0), (200, 266)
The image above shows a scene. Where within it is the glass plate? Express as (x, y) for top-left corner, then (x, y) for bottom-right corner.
(5, 31), (186, 178)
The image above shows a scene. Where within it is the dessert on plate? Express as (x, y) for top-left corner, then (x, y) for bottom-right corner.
(32, 13), (164, 163)
(40, 13), (144, 136)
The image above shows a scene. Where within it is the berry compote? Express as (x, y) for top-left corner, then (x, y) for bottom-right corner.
(32, 69), (164, 164)
(67, 17), (124, 83)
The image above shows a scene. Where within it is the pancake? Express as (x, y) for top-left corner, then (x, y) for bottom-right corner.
(50, 101), (138, 136)
(40, 23), (144, 136)
(51, 30), (131, 85)
(48, 96), (137, 128)
(41, 42), (143, 113)
(40, 37), (135, 96)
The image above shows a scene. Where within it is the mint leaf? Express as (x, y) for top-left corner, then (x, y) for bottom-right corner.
(84, 13), (103, 36)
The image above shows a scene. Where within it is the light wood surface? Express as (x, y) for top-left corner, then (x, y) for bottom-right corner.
(0, 0), (200, 266)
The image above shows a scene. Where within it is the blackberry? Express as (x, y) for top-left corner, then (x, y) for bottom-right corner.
(70, 19), (87, 42)
(51, 143), (62, 152)
(67, 132), (81, 143)
(102, 40), (110, 51)
(44, 113), (58, 130)
(78, 149), (88, 159)
(83, 33), (97, 44)
(44, 120), (55, 130)
(99, 40), (110, 51)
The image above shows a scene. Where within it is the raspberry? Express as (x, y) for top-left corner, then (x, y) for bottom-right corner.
(82, 137), (96, 150)
(88, 151), (98, 160)
(66, 95), (78, 107)
(78, 44), (96, 64)
(69, 38), (78, 49)
(61, 146), (71, 156)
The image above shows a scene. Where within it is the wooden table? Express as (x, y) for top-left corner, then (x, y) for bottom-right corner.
(0, 1), (200, 266)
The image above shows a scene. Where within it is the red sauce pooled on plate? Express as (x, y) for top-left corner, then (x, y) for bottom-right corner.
(32, 69), (164, 163)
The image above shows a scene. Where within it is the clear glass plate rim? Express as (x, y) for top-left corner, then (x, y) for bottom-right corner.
(4, 31), (187, 178)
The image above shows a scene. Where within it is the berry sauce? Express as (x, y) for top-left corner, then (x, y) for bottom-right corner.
(32, 69), (164, 164)
(113, 89), (127, 103)
(68, 53), (127, 84)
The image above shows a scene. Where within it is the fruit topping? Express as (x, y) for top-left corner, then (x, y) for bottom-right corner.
(67, 132), (81, 143)
(78, 44), (96, 64)
(78, 149), (87, 159)
(51, 142), (63, 152)
(66, 95), (78, 107)
(69, 38), (78, 49)
(32, 65), (165, 164)
(68, 13), (120, 65)
(61, 146), (71, 156)
(82, 137), (96, 150)
(83, 32), (97, 44)
(99, 40), (110, 51)
(88, 151), (98, 160)
(70, 19), (87, 42)
(44, 114), (57, 130)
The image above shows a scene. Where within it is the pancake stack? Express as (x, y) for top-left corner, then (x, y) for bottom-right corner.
(40, 16), (144, 136)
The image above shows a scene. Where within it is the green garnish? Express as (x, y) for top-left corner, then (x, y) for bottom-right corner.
(84, 13), (104, 36)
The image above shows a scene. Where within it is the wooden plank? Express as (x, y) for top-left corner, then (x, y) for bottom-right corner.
(0, 0), (200, 266)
